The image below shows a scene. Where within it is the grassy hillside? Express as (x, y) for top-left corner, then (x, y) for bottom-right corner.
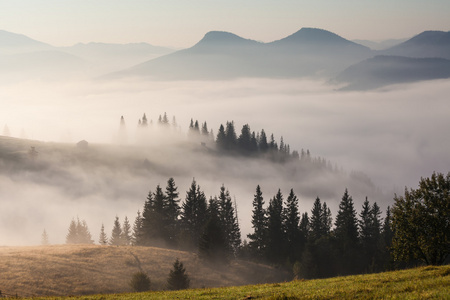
(24, 265), (450, 299)
(0, 245), (288, 297)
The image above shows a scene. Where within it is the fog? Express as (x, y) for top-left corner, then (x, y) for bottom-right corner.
(1, 77), (449, 245)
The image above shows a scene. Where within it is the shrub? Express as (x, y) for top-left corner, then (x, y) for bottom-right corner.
(130, 271), (151, 292)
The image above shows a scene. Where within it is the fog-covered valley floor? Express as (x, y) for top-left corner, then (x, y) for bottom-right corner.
(1, 78), (449, 245)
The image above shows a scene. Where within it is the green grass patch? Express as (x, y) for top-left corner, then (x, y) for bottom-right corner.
(26, 265), (450, 299)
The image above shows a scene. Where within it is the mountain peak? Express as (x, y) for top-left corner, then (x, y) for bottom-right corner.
(194, 31), (260, 47)
(272, 27), (368, 50)
(402, 30), (450, 46)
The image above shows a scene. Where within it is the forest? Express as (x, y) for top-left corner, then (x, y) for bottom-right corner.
(63, 171), (450, 280)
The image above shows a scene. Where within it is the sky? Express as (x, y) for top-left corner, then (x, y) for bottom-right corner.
(1, 0), (450, 48)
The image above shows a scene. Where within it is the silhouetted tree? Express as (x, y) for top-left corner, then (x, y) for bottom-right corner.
(66, 217), (94, 244)
(180, 179), (208, 249)
(167, 258), (190, 290)
(165, 177), (180, 246)
(266, 189), (285, 263)
(217, 185), (241, 256)
(334, 189), (360, 274)
(247, 185), (267, 258)
(391, 172), (450, 265)
(283, 189), (301, 263)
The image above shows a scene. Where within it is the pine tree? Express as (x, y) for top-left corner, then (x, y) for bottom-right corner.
(216, 124), (227, 150)
(283, 189), (301, 262)
(99, 223), (108, 245)
(310, 197), (324, 242)
(167, 258), (190, 290)
(140, 190), (156, 246)
(259, 129), (269, 153)
(217, 185), (241, 256)
(266, 189), (285, 263)
(110, 216), (123, 246)
(122, 216), (132, 246)
(198, 208), (228, 264)
(132, 210), (143, 246)
(41, 229), (49, 245)
(180, 179), (208, 249)
(247, 185), (267, 258)
(165, 177), (180, 246)
(224, 121), (237, 151)
(334, 189), (360, 274)
(237, 124), (252, 154)
(66, 219), (78, 244)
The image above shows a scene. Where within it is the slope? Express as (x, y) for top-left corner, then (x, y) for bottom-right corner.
(0, 244), (287, 297)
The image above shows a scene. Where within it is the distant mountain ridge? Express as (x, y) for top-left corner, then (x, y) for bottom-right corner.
(335, 55), (450, 90)
(110, 27), (373, 80)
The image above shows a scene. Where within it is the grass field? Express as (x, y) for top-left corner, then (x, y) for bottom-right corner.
(23, 265), (450, 299)
(0, 245), (288, 297)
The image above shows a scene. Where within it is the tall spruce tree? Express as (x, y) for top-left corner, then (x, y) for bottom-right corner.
(217, 185), (241, 256)
(99, 223), (108, 245)
(334, 189), (360, 274)
(165, 177), (180, 246)
(110, 216), (123, 246)
(132, 210), (143, 246)
(122, 216), (132, 246)
(247, 185), (267, 258)
(237, 124), (252, 154)
(180, 179), (208, 250)
(266, 189), (285, 263)
(216, 124), (227, 150)
(283, 189), (301, 263)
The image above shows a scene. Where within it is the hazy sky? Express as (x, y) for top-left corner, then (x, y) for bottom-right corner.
(1, 0), (449, 48)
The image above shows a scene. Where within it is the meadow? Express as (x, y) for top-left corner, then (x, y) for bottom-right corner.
(23, 265), (450, 299)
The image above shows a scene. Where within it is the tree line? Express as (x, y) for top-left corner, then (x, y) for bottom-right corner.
(121, 114), (335, 169)
(64, 172), (449, 279)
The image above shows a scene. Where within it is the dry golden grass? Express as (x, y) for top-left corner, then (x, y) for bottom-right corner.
(0, 244), (287, 297)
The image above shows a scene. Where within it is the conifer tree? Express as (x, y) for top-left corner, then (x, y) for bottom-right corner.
(167, 258), (190, 290)
(309, 197), (324, 242)
(66, 219), (78, 244)
(216, 124), (226, 150)
(41, 229), (49, 245)
(122, 216), (132, 246)
(334, 189), (360, 274)
(132, 210), (143, 246)
(283, 189), (301, 262)
(180, 179), (208, 249)
(237, 124), (252, 154)
(99, 223), (108, 245)
(165, 177), (180, 245)
(224, 121), (237, 151)
(140, 191), (156, 245)
(266, 189), (285, 263)
(198, 204), (228, 264)
(259, 129), (268, 153)
(247, 185), (267, 258)
(110, 216), (123, 246)
(218, 185), (241, 256)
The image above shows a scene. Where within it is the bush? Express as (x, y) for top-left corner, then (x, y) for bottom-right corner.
(130, 271), (151, 292)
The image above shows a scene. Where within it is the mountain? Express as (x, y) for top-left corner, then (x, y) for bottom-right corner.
(381, 30), (450, 59)
(335, 55), (450, 90)
(0, 30), (53, 54)
(352, 38), (408, 50)
(108, 28), (373, 80)
(61, 42), (174, 74)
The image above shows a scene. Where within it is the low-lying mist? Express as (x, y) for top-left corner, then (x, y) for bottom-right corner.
(1, 77), (449, 245)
